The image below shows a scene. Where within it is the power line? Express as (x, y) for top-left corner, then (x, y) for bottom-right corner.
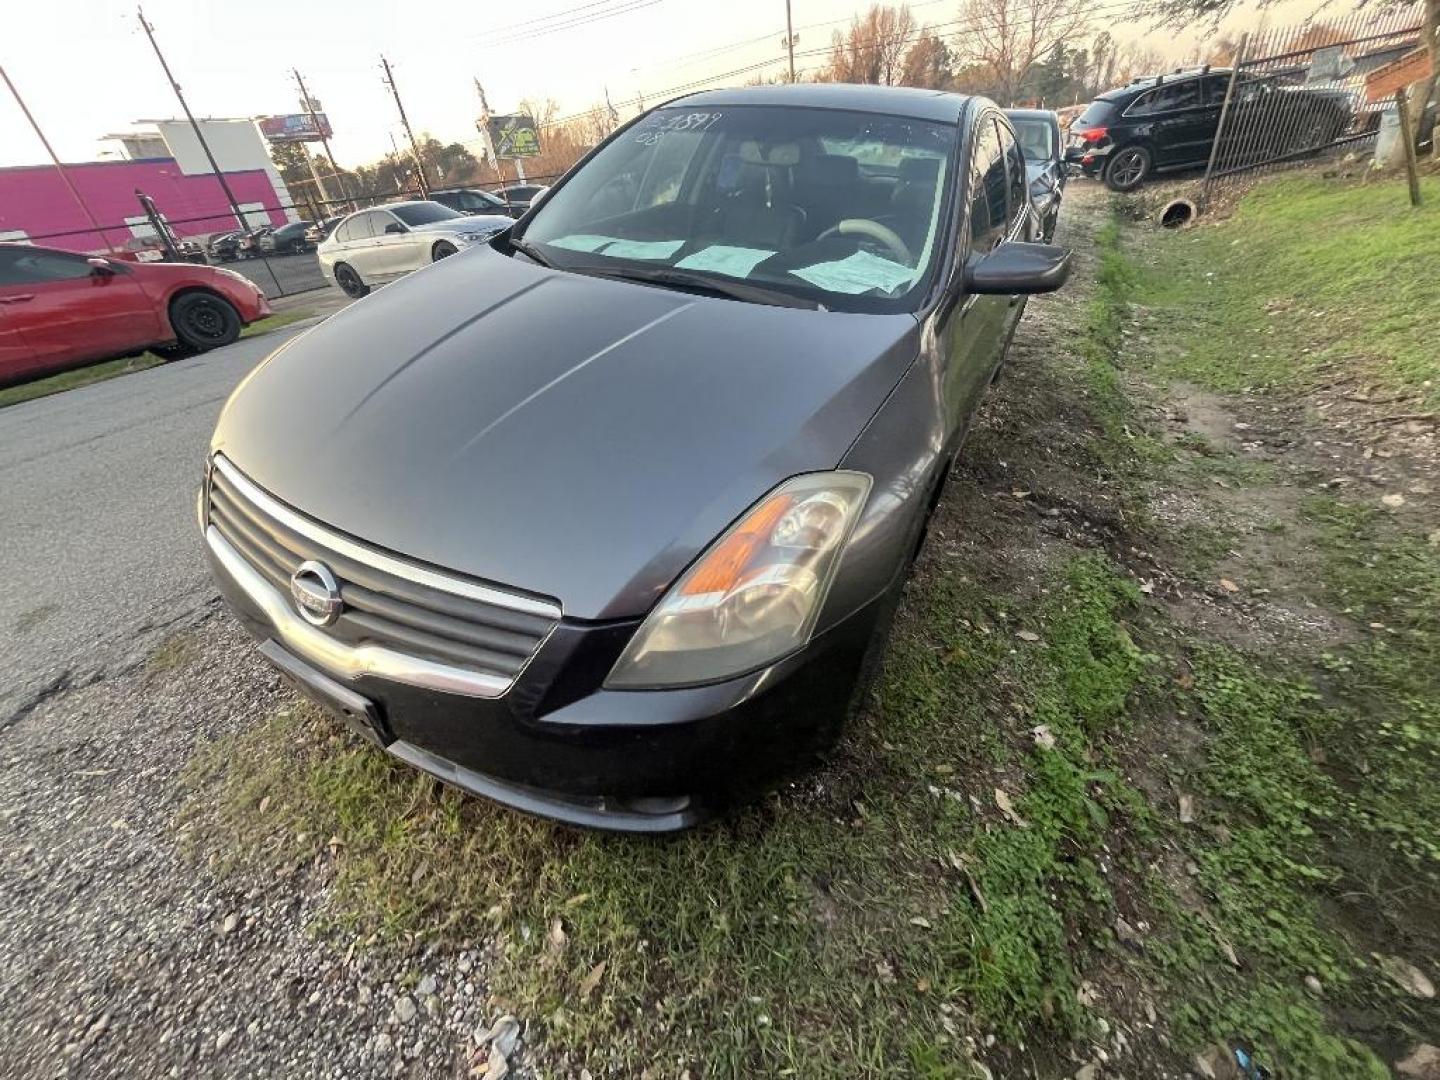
(470, 0), (666, 48)
(556, 0), (1140, 123)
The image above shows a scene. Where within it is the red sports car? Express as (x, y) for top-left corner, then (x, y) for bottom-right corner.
(0, 243), (272, 386)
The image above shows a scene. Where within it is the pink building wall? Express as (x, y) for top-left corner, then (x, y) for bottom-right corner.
(0, 158), (289, 253)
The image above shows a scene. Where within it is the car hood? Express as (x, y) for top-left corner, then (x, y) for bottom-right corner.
(212, 246), (920, 619)
(417, 215), (513, 235)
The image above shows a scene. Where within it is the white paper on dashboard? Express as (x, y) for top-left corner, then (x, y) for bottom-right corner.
(789, 250), (916, 295)
(600, 239), (686, 260)
(547, 234), (619, 253)
(674, 245), (775, 278)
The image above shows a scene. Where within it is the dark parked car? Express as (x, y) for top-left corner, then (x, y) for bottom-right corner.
(259, 221), (315, 255)
(1006, 108), (1065, 241)
(239, 226), (274, 258)
(202, 84), (1069, 831)
(305, 216), (345, 246)
(207, 231), (242, 262)
(1067, 67), (1353, 191)
(431, 186), (525, 219)
(489, 183), (549, 213)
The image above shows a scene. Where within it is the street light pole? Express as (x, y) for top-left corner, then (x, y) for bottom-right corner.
(380, 55), (430, 198)
(785, 0), (797, 83)
(1, 64), (119, 253)
(136, 6), (255, 237)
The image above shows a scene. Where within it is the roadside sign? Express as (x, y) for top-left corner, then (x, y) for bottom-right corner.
(487, 114), (540, 158)
(259, 113), (333, 143)
(1364, 48), (1433, 104)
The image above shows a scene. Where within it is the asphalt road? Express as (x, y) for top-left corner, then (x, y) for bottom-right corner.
(0, 326), (310, 724)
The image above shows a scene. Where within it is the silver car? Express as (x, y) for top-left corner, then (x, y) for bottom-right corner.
(317, 200), (511, 298)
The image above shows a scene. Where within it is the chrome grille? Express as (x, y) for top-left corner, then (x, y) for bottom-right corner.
(206, 455), (559, 693)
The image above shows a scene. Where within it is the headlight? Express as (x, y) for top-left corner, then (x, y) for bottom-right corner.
(456, 230), (499, 243)
(605, 471), (871, 689)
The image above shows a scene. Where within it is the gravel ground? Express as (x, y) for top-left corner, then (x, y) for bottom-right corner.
(0, 611), (531, 1079)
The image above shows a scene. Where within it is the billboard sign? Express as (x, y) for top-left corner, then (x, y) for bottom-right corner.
(259, 113), (333, 143)
(487, 114), (540, 158)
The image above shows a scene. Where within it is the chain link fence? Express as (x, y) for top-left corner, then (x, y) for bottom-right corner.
(19, 170), (567, 300)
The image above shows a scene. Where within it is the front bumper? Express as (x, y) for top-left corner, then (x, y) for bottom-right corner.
(206, 525), (882, 831)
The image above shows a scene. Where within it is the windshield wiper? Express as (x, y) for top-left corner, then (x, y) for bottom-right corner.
(509, 235), (555, 268)
(580, 264), (821, 310)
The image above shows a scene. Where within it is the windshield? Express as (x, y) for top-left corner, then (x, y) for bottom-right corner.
(1012, 119), (1057, 162)
(392, 202), (462, 226)
(519, 105), (956, 312)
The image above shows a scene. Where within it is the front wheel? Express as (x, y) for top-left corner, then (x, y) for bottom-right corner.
(333, 262), (369, 298)
(169, 291), (241, 353)
(1104, 145), (1151, 192)
(431, 241), (458, 261)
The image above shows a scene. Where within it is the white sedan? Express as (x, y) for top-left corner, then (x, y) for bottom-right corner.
(317, 201), (511, 298)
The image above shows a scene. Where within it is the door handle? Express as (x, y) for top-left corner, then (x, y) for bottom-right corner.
(0, 294), (36, 303)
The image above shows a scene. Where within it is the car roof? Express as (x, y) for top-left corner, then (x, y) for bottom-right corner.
(667, 82), (975, 123)
(1098, 68), (1231, 101)
(1004, 108), (1059, 123)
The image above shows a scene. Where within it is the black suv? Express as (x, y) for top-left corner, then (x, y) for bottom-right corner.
(1067, 68), (1353, 192)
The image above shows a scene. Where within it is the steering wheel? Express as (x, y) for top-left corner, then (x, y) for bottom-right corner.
(816, 218), (912, 265)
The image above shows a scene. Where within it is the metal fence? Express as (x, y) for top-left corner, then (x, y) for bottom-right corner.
(18, 169), (567, 300)
(1199, 6), (1425, 205)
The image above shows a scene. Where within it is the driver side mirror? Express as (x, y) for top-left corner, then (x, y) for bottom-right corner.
(87, 257), (116, 277)
(965, 241), (1071, 295)
(384, 222), (407, 235)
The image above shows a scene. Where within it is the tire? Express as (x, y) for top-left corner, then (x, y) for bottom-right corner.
(431, 240), (458, 261)
(169, 291), (241, 353)
(1103, 145), (1151, 192)
(333, 262), (369, 298)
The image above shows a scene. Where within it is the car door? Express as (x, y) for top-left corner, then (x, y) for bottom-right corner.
(1128, 79), (1215, 168)
(0, 248), (161, 372)
(934, 113), (1012, 444)
(0, 250), (36, 379)
(341, 212), (383, 278)
(369, 210), (421, 277)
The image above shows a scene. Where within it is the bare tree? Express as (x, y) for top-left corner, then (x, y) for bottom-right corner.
(820, 4), (918, 85)
(956, 0), (1095, 104)
(902, 32), (955, 88)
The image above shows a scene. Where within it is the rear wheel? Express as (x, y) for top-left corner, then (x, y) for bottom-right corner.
(169, 291), (241, 353)
(432, 240), (458, 261)
(333, 262), (369, 298)
(1103, 145), (1151, 192)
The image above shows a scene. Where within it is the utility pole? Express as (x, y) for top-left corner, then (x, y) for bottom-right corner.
(473, 78), (498, 176)
(784, 0), (797, 83)
(292, 68), (351, 211)
(137, 7), (254, 236)
(1, 65), (119, 252)
(380, 56), (429, 198)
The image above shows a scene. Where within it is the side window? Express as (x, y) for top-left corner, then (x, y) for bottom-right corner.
(334, 216), (357, 244)
(372, 212), (403, 235)
(968, 118), (1006, 254)
(1127, 80), (1202, 116)
(353, 213), (381, 240)
(1202, 74), (1233, 105)
(7, 249), (94, 283)
(996, 119), (1028, 233)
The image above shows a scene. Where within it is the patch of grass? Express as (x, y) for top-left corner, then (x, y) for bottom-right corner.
(1130, 173), (1440, 402)
(186, 554), (1155, 1077)
(0, 309), (312, 409)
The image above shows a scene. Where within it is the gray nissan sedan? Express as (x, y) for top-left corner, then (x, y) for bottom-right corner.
(202, 84), (1070, 831)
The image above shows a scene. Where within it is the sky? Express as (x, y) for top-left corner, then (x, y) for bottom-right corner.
(0, 0), (1356, 170)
